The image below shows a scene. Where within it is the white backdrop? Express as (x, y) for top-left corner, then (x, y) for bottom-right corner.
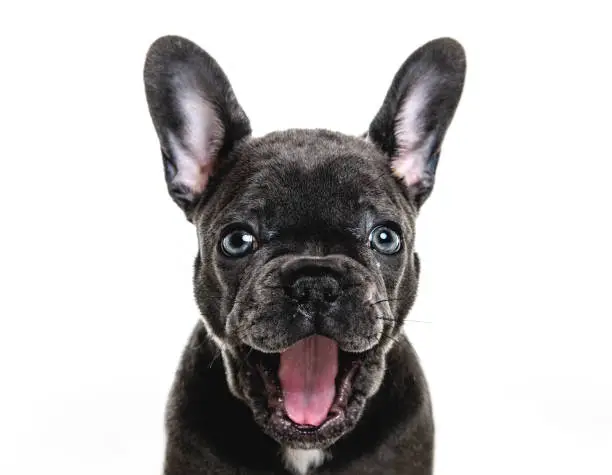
(1, 1), (611, 474)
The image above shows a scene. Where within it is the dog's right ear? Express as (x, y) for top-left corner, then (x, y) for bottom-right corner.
(143, 35), (251, 220)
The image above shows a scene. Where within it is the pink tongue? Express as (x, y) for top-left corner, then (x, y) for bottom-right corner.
(278, 335), (338, 427)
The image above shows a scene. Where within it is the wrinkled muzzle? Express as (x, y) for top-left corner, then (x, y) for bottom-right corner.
(219, 255), (396, 447)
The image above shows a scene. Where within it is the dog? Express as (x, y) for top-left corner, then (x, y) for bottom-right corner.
(143, 34), (465, 474)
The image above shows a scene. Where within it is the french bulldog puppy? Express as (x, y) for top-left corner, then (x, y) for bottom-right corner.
(143, 34), (465, 475)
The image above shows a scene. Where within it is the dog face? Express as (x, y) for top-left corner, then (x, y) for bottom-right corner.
(144, 36), (465, 450)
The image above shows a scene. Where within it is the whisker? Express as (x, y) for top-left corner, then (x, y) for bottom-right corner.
(373, 315), (396, 322)
(372, 315), (432, 324)
(208, 348), (222, 368)
(370, 298), (402, 307)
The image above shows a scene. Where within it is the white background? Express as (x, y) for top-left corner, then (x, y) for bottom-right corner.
(1, 1), (611, 474)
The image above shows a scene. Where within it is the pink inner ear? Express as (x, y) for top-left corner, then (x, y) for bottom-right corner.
(167, 88), (224, 196)
(191, 161), (216, 194)
(391, 155), (424, 188)
(390, 135), (434, 189)
(167, 131), (213, 196)
(389, 81), (432, 189)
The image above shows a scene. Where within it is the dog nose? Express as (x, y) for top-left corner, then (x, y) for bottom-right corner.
(280, 258), (343, 306)
(288, 274), (340, 304)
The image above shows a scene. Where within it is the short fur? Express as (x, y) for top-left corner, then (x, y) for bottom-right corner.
(143, 35), (466, 474)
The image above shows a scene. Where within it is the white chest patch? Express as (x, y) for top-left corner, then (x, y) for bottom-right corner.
(282, 448), (328, 474)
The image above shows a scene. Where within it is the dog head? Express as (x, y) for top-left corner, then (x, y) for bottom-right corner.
(143, 35), (465, 450)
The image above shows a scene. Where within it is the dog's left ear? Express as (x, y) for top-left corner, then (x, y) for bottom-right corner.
(367, 38), (466, 208)
(143, 35), (251, 220)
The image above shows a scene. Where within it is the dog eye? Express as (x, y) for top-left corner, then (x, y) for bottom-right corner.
(369, 225), (402, 255)
(220, 229), (258, 258)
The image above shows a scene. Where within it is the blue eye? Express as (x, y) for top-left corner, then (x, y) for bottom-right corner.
(220, 229), (257, 257)
(369, 225), (402, 255)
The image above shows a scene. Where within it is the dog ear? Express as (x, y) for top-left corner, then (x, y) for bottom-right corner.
(143, 35), (251, 219)
(366, 38), (466, 209)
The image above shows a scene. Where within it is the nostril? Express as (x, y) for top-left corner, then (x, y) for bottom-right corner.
(287, 280), (310, 303)
(323, 289), (337, 302)
(322, 280), (340, 302)
(296, 287), (310, 303)
(287, 275), (341, 304)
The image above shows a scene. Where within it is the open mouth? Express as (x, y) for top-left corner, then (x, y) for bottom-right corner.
(246, 335), (364, 434)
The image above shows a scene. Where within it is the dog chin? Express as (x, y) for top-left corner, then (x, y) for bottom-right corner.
(232, 336), (387, 449)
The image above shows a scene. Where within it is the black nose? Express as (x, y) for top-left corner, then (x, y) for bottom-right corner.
(288, 274), (340, 304)
(280, 260), (342, 305)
